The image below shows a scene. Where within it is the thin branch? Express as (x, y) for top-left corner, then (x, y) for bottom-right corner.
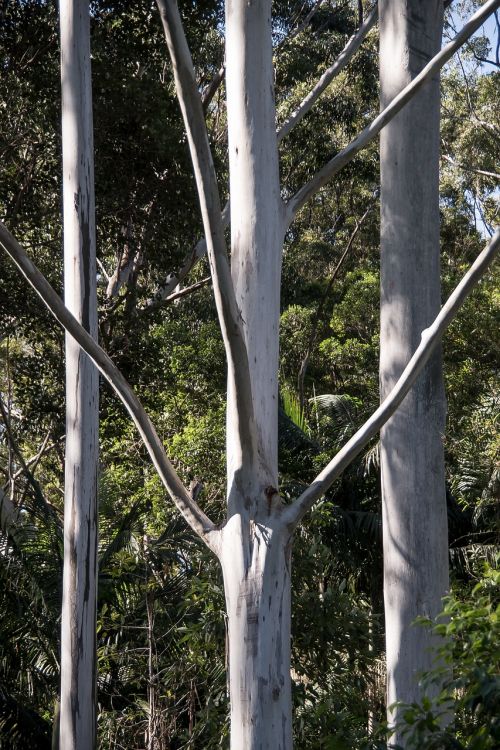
(11, 432), (64, 483)
(155, 0), (257, 472)
(96, 257), (110, 283)
(201, 64), (225, 113)
(0, 396), (56, 521)
(282, 228), (500, 530)
(286, 0), (500, 224)
(279, 0), (325, 48)
(140, 202), (230, 313)
(442, 153), (500, 180)
(0, 221), (219, 551)
(454, 51), (497, 146)
(164, 276), (212, 303)
(471, 54), (500, 68)
(278, 3), (378, 143)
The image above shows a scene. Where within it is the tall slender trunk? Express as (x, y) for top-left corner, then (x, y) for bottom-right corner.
(379, 1), (449, 742)
(222, 2), (291, 747)
(225, 0), (284, 488)
(59, 2), (99, 748)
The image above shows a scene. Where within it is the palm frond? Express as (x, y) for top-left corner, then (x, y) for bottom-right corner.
(281, 388), (309, 434)
(362, 441), (380, 477)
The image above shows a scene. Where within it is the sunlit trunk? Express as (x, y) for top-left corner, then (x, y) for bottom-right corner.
(223, 2), (291, 747)
(225, 0), (284, 488)
(220, 513), (292, 750)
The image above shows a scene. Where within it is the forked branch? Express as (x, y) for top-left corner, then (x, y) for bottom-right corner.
(0, 222), (219, 550)
(156, 0), (258, 471)
(286, 0), (500, 223)
(283, 228), (500, 530)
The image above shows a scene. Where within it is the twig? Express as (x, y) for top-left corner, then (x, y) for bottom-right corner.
(442, 153), (500, 180)
(164, 276), (211, 303)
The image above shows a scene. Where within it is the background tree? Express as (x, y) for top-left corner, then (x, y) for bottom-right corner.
(58, 1), (99, 748)
(379, 1), (449, 740)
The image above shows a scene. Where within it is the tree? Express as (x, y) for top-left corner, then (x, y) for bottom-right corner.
(379, 0), (449, 741)
(58, 2), (99, 749)
(1, 1), (499, 748)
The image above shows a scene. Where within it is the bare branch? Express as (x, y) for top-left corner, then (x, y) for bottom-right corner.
(164, 276), (212, 303)
(201, 64), (225, 113)
(279, 0), (325, 48)
(0, 221), (219, 551)
(96, 257), (110, 283)
(155, 0), (258, 472)
(357, 0), (363, 27)
(11, 432), (64, 483)
(286, 0), (500, 224)
(278, 3), (378, 143)
(282, 228), (500, 530)
(442, 153), (500, 180)
(140, 202), (230, 312)
(0, 396), (56, 521)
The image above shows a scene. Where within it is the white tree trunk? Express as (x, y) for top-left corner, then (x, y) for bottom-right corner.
(225, 0), (285, 489)
(222, 3), (291, 747)
(59, 2), (99, 748)
(379, 0), (449, 741)
(220, 514), (292, 750)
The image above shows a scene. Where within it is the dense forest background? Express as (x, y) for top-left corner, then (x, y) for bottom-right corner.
(0, 1), (498, 748)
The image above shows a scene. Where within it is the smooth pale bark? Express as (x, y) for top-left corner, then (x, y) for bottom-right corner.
(144, 0), (497, 310)
(0, 224), (216, 549)
(223, 3), (290, 746)
(226, 0), (285, 489)
(59, 2), (99, 748)
(282, 229), (500, 528)
(143, 4), (377, 312)
(220, 514), (292, 750)
(278, 3), (378, 143)
(286, 0), (500, 223)
(156, 0), (258, 491)
(379, 0), (448, 740)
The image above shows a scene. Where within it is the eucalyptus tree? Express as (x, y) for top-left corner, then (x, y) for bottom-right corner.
(379, 0), (449, 739)
(1, 2), (499, 749)
(59, 2), (99, 749)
